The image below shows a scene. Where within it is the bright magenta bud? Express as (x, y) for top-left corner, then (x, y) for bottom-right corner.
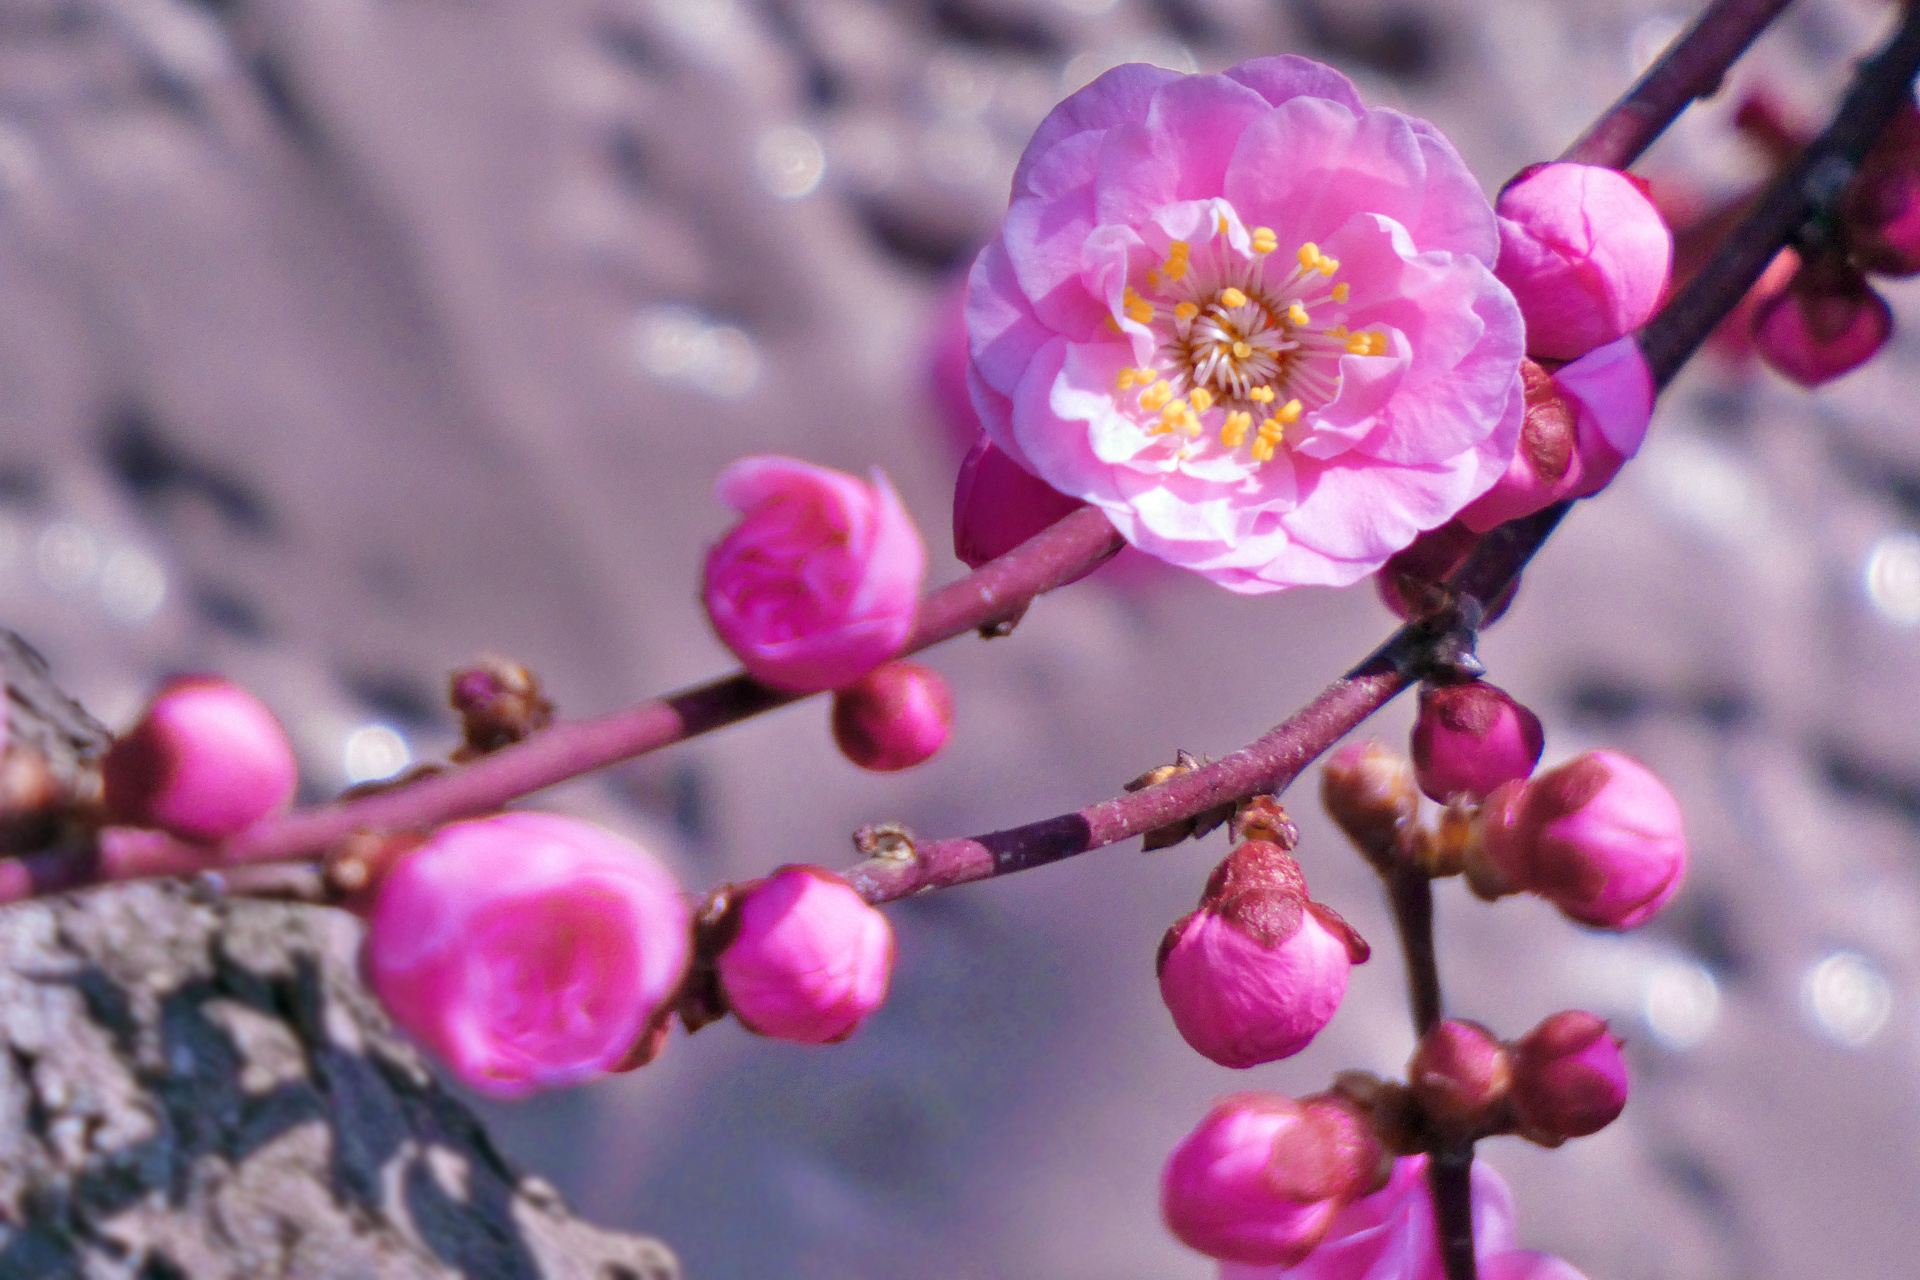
(717, 865), (894, 1044)
(1162, 1092), (1385, 1266)
(1511, 1011), (1628, 1143)
(1752, 258), (1893, 387)
(953, 434), (1088, 570)
(1410, 681), (1544, 804)
(703, 455), (927, 693)
(1408, 1018), (1512, 1137)
(362, 813), (691, 1098)
(1494, 162), (1672, 361)
(831, 661), (953, 772)
(102, 675), (297, 841)
(1482, 750), (1687, 929)
(1157, 842), (1368, 1068)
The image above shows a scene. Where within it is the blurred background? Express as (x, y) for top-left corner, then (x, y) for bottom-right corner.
(2, 0), (1919, 1275)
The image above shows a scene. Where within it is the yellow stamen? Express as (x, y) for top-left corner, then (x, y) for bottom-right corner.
(1216, 214), (1230, 234)
(1332, 283), (1350, 303)
(1124, 288), (1154, 324)
(1277, 398), (1303, 424)
(1105, 314), (1121, 332)
(1369, 332), (1388, 356)
(1329, 325), (1349, 338)
(1231, 341), (1252, 359)
(1219, 287), (1249, 308)
(1287, 302), (1310, 326)
(1317, 257), (1339, 276)
(1220, 411), (1251, 447)
(1251, 226), (1278, 254)
(1298, 243), (1320, 269)
(1139, 380), (1174, 412)
(1116, 369), (1138, 390)
(1250, 436), (1275, 463)
(1256, 417), (1286, 442)
(1174, 301), (1199, 322)
(1346, 334), (1370, 355)
(1249, 385), (1276, 404)
(1189, 387), (1215, 412)
(1161, 399), (1190, 421)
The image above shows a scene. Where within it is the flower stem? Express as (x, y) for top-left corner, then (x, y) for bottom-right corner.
(1559, 0), (1796, 169)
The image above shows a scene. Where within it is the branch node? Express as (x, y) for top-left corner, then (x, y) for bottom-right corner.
(852, 822), (918, 862)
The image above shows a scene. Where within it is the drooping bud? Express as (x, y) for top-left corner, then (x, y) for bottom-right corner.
(362, 812), (691, 1097)
(1161, 1091), (1388, 1266)
(1752, 257), (1893, 387)
(103, 676), (298, 842)
(830, 661), (954, 772)
(1320, 740), (1421, 871)
(1510, 1011), (1629, 1144)
(1480, 750), (1687, 929)
(1157, 841), (1368, 1068)
(952, 435), (1088, 570)
(716, 865), (895, 1044)
(1494, 162), (1673, 360)
(1408, 1018), (1513, 1139)
(1410, 681), (1545, 804)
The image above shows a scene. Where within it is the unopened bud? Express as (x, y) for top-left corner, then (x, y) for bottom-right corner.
(1459, 361), (1582, 533)
(1411, 681), (1545, 804)
(1753, 257), (1893, 387)
(1408, 1018), (1512, 1138)
(952, 435), (1088, 570)
(1157, 842), (1368, 1068)
(716, 865), (895, 1044)
(830, 661), (954, 772)
(1320, 740), (1421, 871)
(1511, 1011), (1628, 1144)
(450, 655), (553, 760)
(103, 676), (297, 842)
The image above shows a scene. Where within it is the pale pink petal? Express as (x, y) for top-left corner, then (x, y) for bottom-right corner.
(1223, 55), (1364, 112)
(1093, 75), (1273, 226)
(1013, 62), (1185, 196)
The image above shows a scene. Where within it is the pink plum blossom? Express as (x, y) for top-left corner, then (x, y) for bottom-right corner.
(1410, 680), (1544, 804)
(1480, 750), (1687, 929)
(1493, 163), (1672, 361)
(362, 812), (690, 1098)
(1163, 1092), (1386, 1266)
(704, 455), (927, 693)
(967, 56), (1524, 593)
(1510, 1011), (1629, 1142)
(103, 675), (298, 842)
(717, 865), (895, 1044)
(831, 660), (954, 772)
(1158, 840), (1369, 1067)
(1219, 1155), (1588, 1280)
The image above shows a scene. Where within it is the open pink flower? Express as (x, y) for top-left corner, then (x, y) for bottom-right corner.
(704, 456), (926, 692)
(968, 56), (1523, 592)
(1220, 1155), (1588, 1280)
(363, 813), (691, 1098)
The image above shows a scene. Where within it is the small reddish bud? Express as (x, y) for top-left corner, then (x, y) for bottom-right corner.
(1411, 681), (1545, 804)
(1157, 842), (1367, 1068)
(1481, 750), (1687, 929)
(1752, 258), (1893, 387)
(952, 435), (1087, 570)
(1494, 162), (1673, 360)
(1844, 102), (1920, 276)
(1408, 1018), (1512, 1138)
(716, 865), (895, 1044)
(1161, 1091), (1387, 1266)
(103, 676), (298, 842)
(1320, 740), (1421, 871)
(1511, 1010), (1628, 1143)
(830, 661), (953, 772)
(449, 655), (553, 759)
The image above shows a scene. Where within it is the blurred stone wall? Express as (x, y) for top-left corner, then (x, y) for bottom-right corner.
(1, 0), (1918, 1277)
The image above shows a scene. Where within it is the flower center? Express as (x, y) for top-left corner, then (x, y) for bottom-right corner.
(1111, 213), (1388, 465)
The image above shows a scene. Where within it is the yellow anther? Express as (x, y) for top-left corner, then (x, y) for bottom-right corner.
(1136, 367), (1159, 382)
(1251, 226), (1278, 254)
(1219, 287), (1249, 308)
(1332, 283), (1350, 303)
(1189, 387), (1215, 412)
(1174, 301), (1200, 322)
(1317, 257), (1339, 276)
(1277, 398), (1303, 424)
(1149, 421), (1178, 436)
(1161, 399), (1190, 421)
(1105, 314), (1122, 332)
(1126, 295), (1154, 324)
(1168, 240), (1191, 259)
(1181, 411), (1203, 436)
(1216, 214), (1230, 234)
(1329, 325), (1350, 338)
(1368, 331), (1388, 356)
(1256, 417), (1286, 443)
(1139, 380), (1174, 412)
(1287, 302), (1311, 326)
(1231, 341), (1253, 359)
(1250, 436), (1275, 463)
(1116, 369), (1138, 390)
(1345, 334), (1370, 355)
(1297, 243), (1321, 269)
(1221, 411), (1252, 447)
(1248, 385), (1277, 404)
(1147, 268), (1161, 288)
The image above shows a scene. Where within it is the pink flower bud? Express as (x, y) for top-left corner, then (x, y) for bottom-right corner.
(1752, 257), (1893, 387)
(830, 661), (953, 773)
(1410, 681), (1544, 804)
(703, 455), (927, 693)
(1163, 1092), (1385, 1266)
(717, 865), (894, 1044)
(1456, 360), (1583, 533)
(952, 434), (1088, 570)
(1494, 162), (1672, 361)
(1407, 1019), (1512, 1137)
(1511, 1010), (1628, 1142)
(362, 813), (691, 1097)
(1158, 842), (1368, 1068)
(102, 676), (297, 842)
(1320, 740), (1421, 871)
(1481, 750), (1686, 930)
